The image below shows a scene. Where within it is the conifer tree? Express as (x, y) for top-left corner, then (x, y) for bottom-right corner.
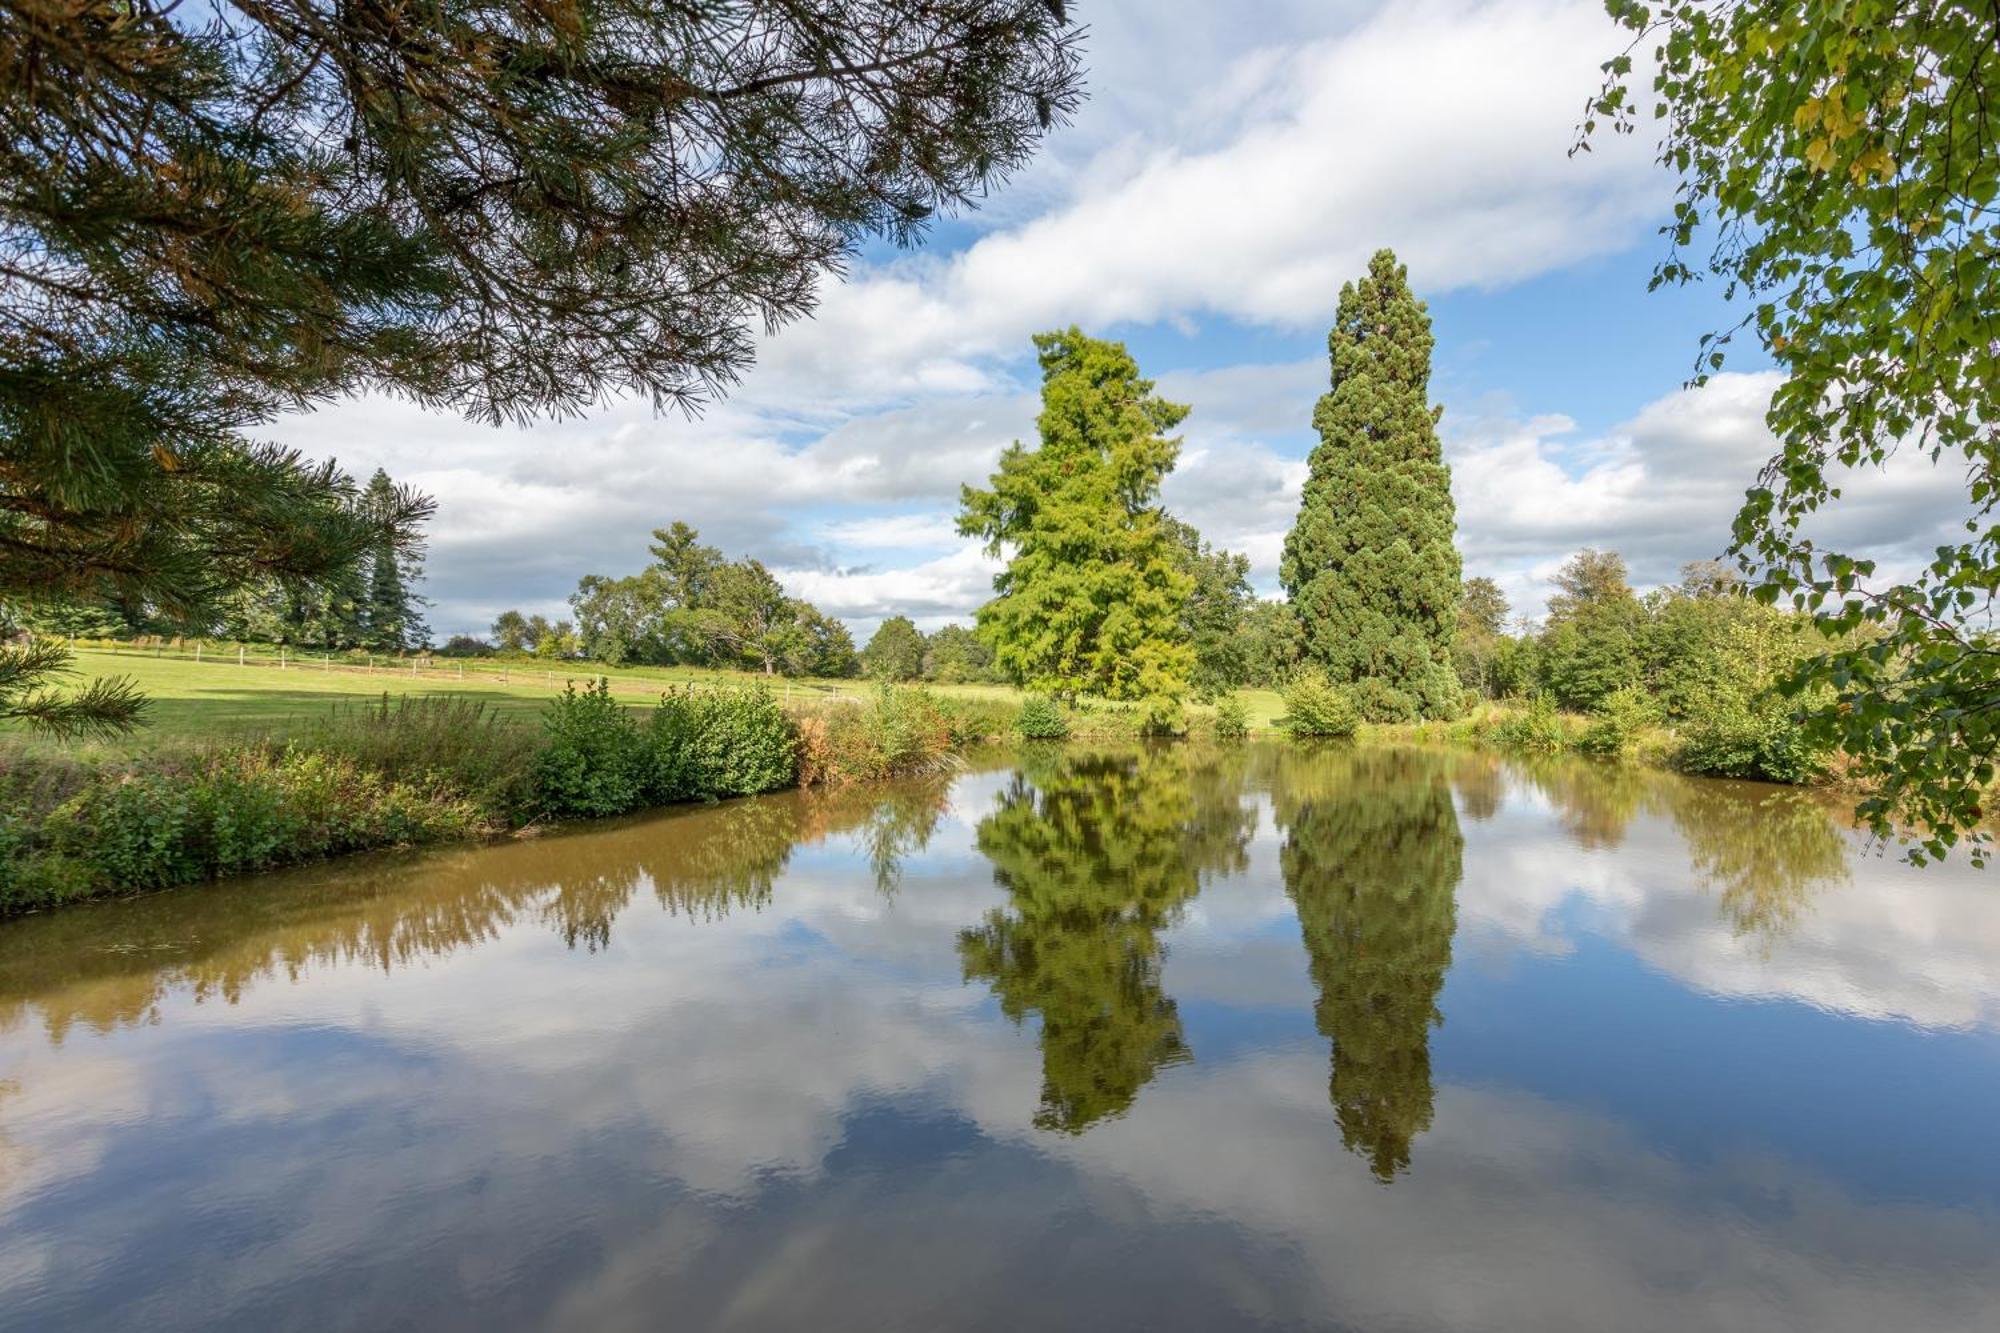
(1281, 250), (1462, 721)
(959, 330), (1194, 703)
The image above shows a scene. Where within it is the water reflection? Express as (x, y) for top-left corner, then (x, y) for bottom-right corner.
(1274, 746), (1462, 1179)
(4, 746), (1999, 1333)
(0, 779), (953, 1043)
(959, 747), (1255, 1132)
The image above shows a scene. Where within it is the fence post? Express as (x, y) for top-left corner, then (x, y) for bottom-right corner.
(458, 663), (464, 680)
(238, 645), (245, 667)
(279, 647), (286, 670)
(194, 641), (202, 664)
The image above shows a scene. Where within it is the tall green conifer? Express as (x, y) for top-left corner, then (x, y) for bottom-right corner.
(959, 329), (1194, 703)
(1281, 250), (1462, 721)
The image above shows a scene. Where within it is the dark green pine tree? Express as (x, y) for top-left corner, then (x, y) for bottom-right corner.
(1281, 250), (1462, 722)
(359, 469), (423, 651)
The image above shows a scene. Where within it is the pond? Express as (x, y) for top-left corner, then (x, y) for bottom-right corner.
(1, 745), (1997, 1331)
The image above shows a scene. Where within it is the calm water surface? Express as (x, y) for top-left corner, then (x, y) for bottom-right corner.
(2, 745), (1998, 1331)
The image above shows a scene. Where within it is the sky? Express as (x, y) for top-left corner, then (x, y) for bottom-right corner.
(268, 0), (1966, 642)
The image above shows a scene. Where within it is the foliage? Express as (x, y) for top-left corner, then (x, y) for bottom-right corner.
(1166, 516), (1257, 698)
(1014, 694), (1071, 741)
(1282, 250), (1462, 722)
(921, 623), (1002, 683)
(1676, 693), (1826, 786)
(1588, 1), (2000, 862)
(0, 638), (148, 738)
(1481, 696), (1580, 756)
(300, 695), (543, 823)
(532, 680), (650, 819)
(1280, 668), (1360, 739)
(1539, 550), (1645, 710)
(1238, 599), (1300, 688)
(5, 748), (487, 913)
(959, 329), (1195, 702)
(863, 616), (928, 681)
(793, 683), (956, 786)
(1579, 685), (1656, 759)
(1453, 576), (1512, 698)
(647, 685), (798, 802)
(1212, 694), (1251, 741)
(1136, 693), (1187, 738)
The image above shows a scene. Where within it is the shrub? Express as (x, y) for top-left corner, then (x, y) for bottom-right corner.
(1137, 693), (1186, 737)
(1676, 692), (1826, 785)
(647, 683), (797, 802)
(795, 684), (957, 786)
(25, 747), (491, 907)
(533, 679), (649, 818)
(1280, 669), (1359, 738)
(301, 695), (543, 822)
(1578, 685), (1655, 758)
(1015, 695), (1070, 740)
(1212, 694), (1250, 741)
(1482, 695), (1579, 755)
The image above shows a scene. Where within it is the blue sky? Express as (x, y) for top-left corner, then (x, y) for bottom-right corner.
(268, 0), (1961, 641)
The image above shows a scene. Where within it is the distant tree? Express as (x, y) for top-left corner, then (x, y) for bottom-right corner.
(570, 572), (669, 667)
(702, 560), (805, 675)
(959, 329), (1195, 703)
(1587, 0), (2000, 861)
(794, 606), (862, 679)
(1166, 517), (1255, 699)
(533, 619), (580, 660)
(492, 611), (532, 653)
(1453, 576), (1512, 699)
(1238, 600), (1299, 688)
(441, 635), (494, 657)
(923, 624), (999, 684)
(648, 523), (728, 610)
(360, 470), (427, 651)
(863, 616), (927, 681)
(1281, 250), (1461, 722)
(1539, 549), (1643, 710)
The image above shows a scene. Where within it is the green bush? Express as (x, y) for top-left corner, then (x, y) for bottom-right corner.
(1675, 693), (1826, 784)
(1482, 695), (1578, 754)
(1579, 685), (1655, 758)
(22, 747), (490, 908)
(533, 678), (649, 818)
(1280, 669), (1359, 738)
(1015, 695), (1070, 740)
(1136, 693), (1186, 737)
(647, 683), (797, 802)
(1212, 694), (1250, 741)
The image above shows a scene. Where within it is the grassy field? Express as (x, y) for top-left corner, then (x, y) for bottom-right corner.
(7, 646), (1287, 755)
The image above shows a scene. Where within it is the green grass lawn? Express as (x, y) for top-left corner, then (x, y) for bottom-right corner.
(3, 646), (1289, 757)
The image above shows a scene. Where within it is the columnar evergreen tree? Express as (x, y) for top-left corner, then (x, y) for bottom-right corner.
(1281, 250), (1462, 722)
(958, 329), (1195, 703)
(360, 469), (428, 651)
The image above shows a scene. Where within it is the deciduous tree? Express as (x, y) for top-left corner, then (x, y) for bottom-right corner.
(959, 329), (1195, 703)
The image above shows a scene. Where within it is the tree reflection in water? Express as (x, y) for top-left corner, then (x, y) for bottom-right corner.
(1273, 745), (1463, 1181)
(0, 779), (954, 1043)
(960, 746), (1255, 1134)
